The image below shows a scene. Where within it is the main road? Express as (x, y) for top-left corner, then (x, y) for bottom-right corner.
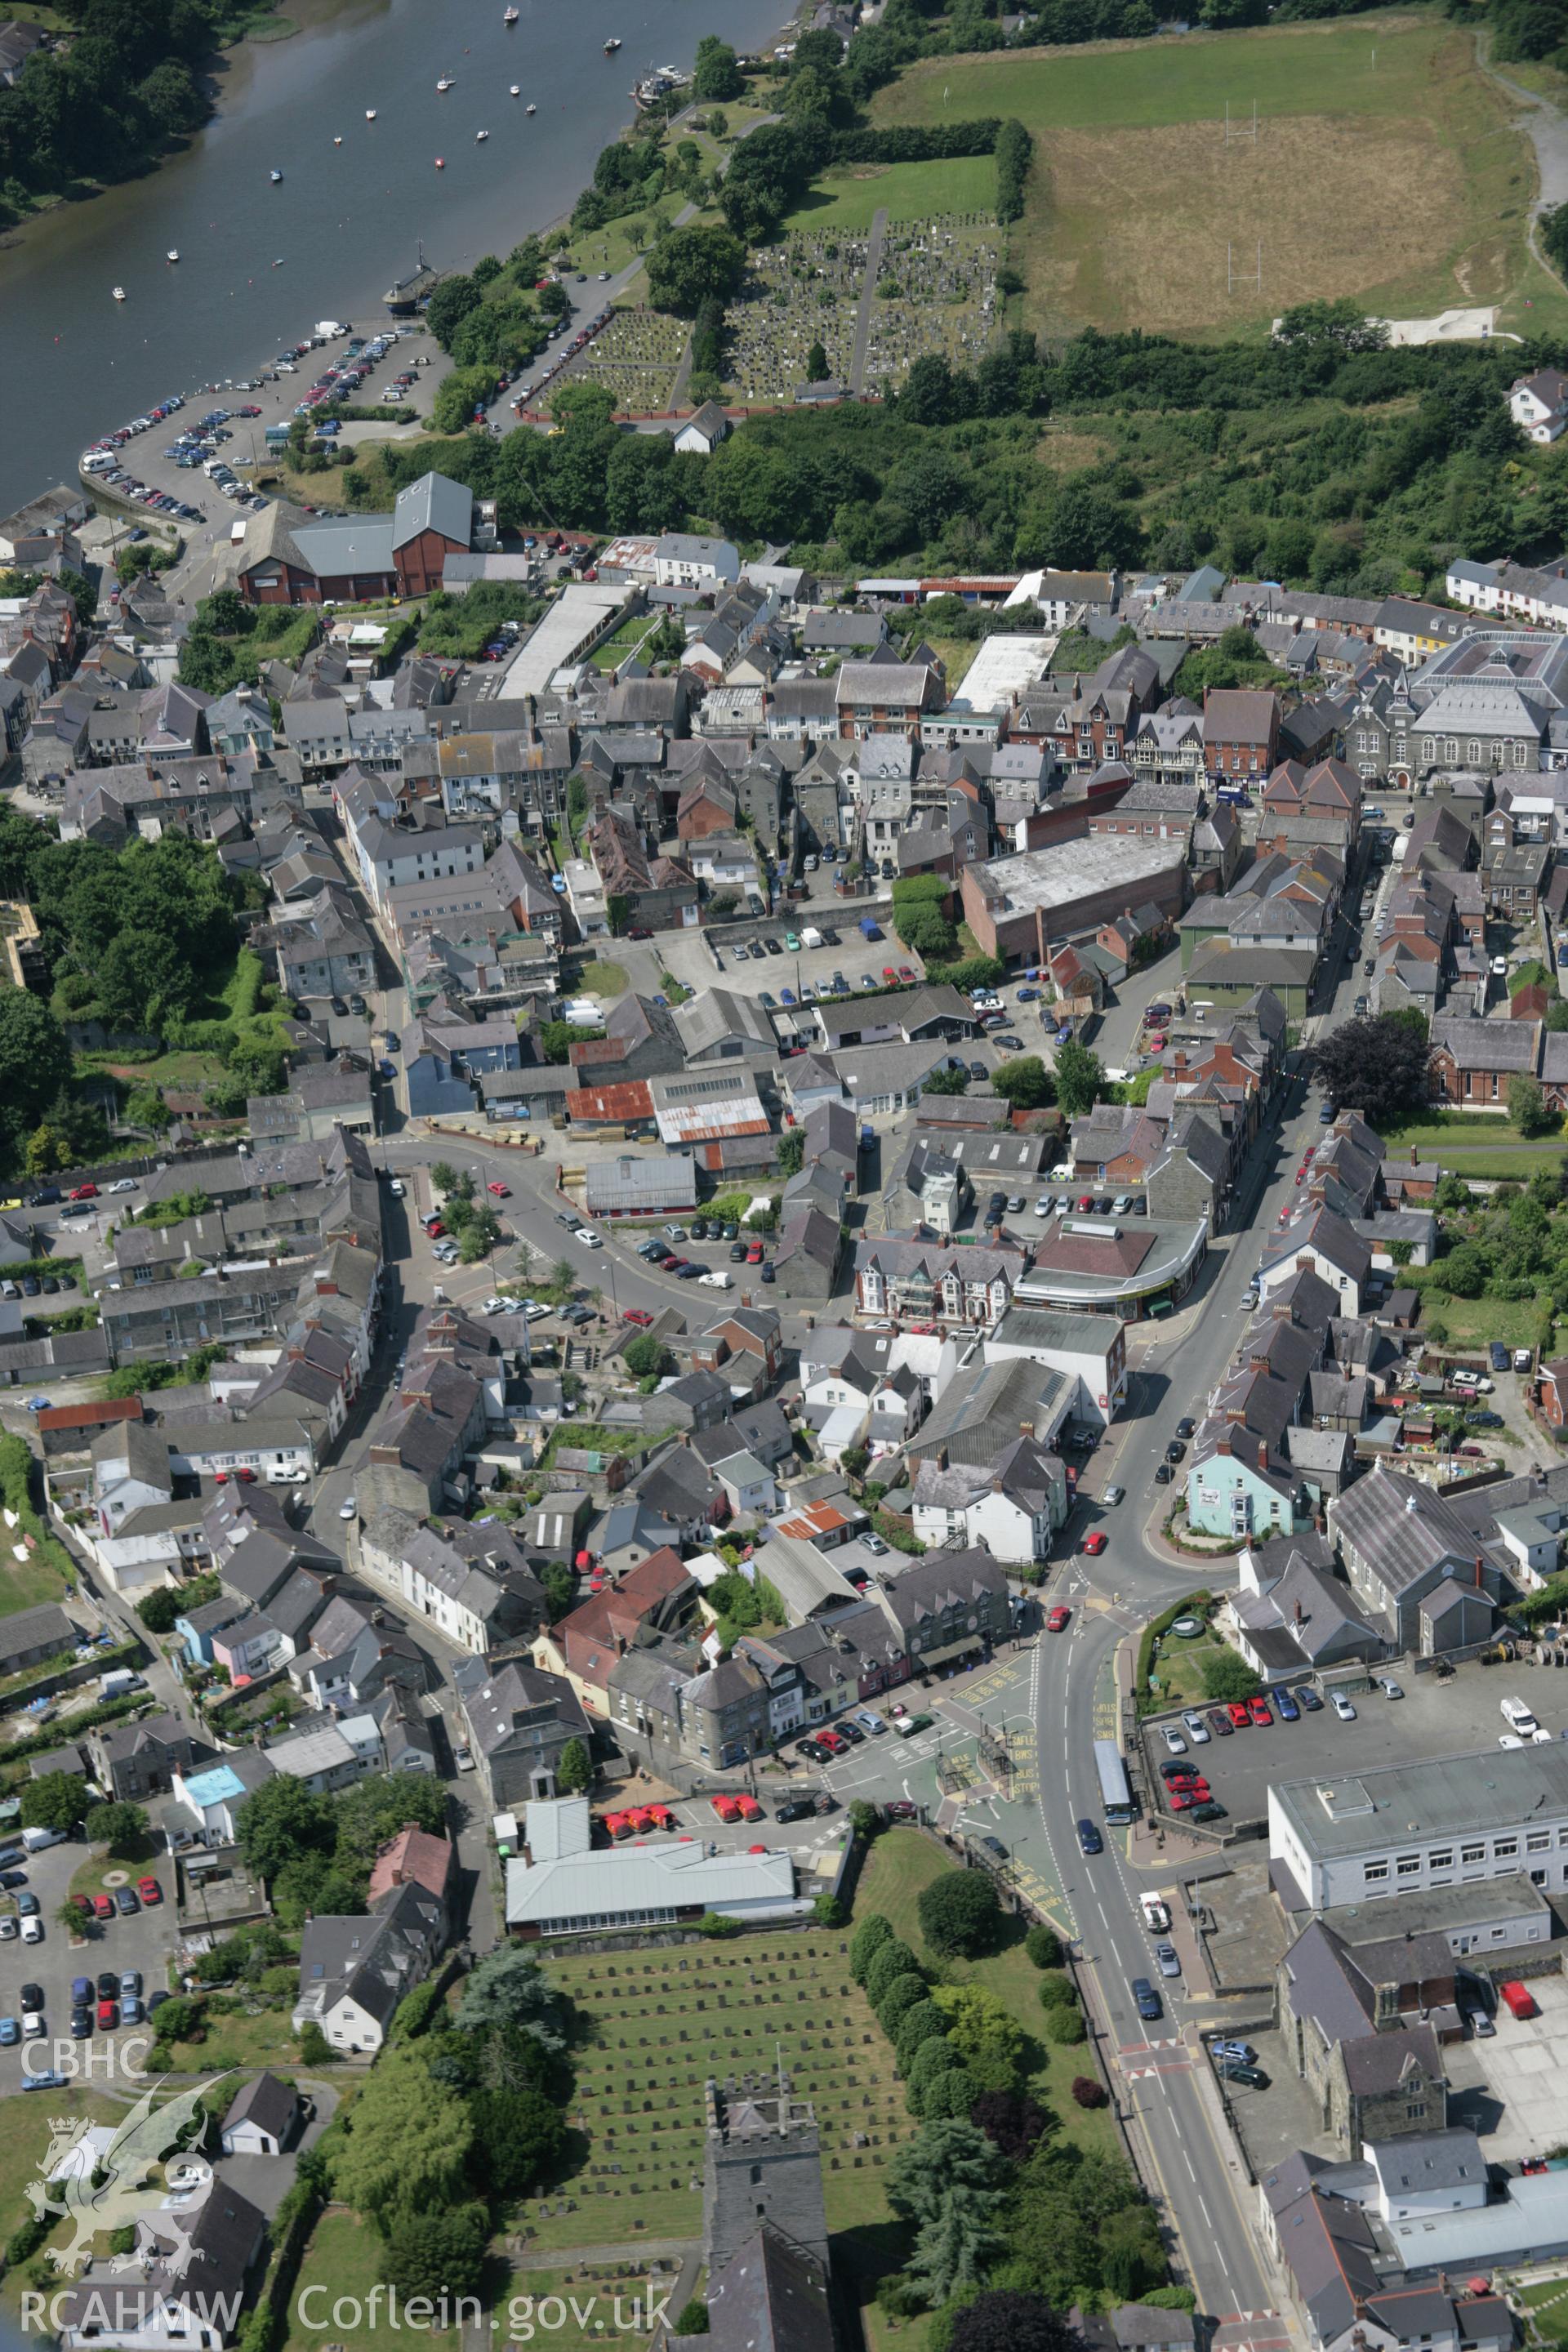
(1020, 894), (1370, 2326)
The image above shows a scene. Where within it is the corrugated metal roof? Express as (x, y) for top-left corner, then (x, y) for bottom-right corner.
(505, 1839), (795, 1927)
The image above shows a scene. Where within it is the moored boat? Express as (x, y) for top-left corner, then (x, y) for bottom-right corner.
(270, 167), (283, 182)
(365, 107), (377, 120)
(604, 37), (621, 52)
(166, 249), (179, 263)
(475, 128), (488, 141)
(112, 285), (125, 301)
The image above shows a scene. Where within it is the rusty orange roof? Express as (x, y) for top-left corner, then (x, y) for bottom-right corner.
(567, 1080), (655, 1122)
(36, 1396), (143, 1432)
(775, 1499), (860, 1540)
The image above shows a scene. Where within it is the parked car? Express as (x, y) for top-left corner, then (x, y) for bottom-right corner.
(1216, 2058), (1269, 2088)
(1330, 1690), (1357, 1721)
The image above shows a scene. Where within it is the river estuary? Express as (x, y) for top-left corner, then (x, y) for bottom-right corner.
(0, 0), (788, 511)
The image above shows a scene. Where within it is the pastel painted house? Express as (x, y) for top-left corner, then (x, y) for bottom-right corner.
(1185, 1432), (1309, 1542)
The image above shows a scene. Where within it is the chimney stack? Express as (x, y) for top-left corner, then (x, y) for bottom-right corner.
(1257, 1437), (1268, 1473)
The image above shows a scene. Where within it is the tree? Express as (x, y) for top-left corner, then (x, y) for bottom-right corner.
(21, 1771), (86, 1835)
(455, 1946), (569, 2048)
(1199, 1649), (1262, 1704)
(849, 1797), (881, 1840)
(1308, 1014), (1430, 1127)
(624, 1332), (673, 1379)
(332, 2048), (474, 2229)
(124, 1084), (172, 1134)
(887, 2119), (1009, 2310)
(969, 2087), (1053, 2163)
(1025, 1923), (1062, 1970)
(298, 2021), (334, 2067)
(991, 1054), (1053, 1111)
(950, 2292), (1087, 2352)
(379, 2203), (488, 2302)
(235, 1775), (336, 1882)
(922, 1063), (970, 1096)
(432, 366), (494, 435)
(850, 1911), (894, 1984)
(879, 1975), (931, 2037)
(777, 1130), (805, 1178)
(1510, 1073), (1557, 1138)
(806, 338), (829, 382)
(469, 2082), (564, 2197)
(905, 2033), (968, 2114)
(647, 224), (746, 318)
(1053, 1038), (1104, 1119)
(1071, 2077), (1109, 2109)
(1045, 2005), (1087, 2045)
(541, 1561), (576, 1620)
(917, 1869), (1002, 1958)
(693, 34), (742, 99)
(866, 1937), (923, 2006)
(0, 991), (74, 1163)
(82, 1799), (147, 1855)
(555, 1736), (592, 1794)
(933, 1984), (1027, 2092)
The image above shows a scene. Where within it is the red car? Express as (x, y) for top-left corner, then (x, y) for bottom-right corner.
(882, 966), (898, 982)
(1226, 1701), (1253, 1729)
(710, 1794), (742, 1823)
(96, 1998), (118, 2029)
(1076, 1195), (1096, 1211)
(136, 1877), (162, 1904)
(92, 1894), (113, 1922)
(746, 1241), (764, 1264)
(818, 1729), (848, 1755)
(898, 964), (915, 982)
(425, 1219), (445, 1240)
(1248, 1695), (1273, 1726)
(1083, 1532), (1107, 1555)
(1169, 1784), (1211, 1812)
(487, 1181), (510, 1199)
(69, 1183), (97, 1200)
(735, 1794), (763, 1822)
(622, 1308), (654, 1329)
(1046, 1605), (1071, 1633)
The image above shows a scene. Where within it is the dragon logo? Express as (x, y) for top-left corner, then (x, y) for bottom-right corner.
(25, 2073), (229, 2282)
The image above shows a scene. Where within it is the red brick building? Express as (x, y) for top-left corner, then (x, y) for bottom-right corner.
(236, 470), (473, 606)
(1202, 688), (1281, 786)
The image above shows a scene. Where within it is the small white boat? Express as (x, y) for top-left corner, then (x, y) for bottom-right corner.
(166, 249), (179, 263)
(434, 155), (445, 167)
(475, 128), (488, 141)
(333, 135), (342, 145)
(365, 107), (377, 120)
(112, 285), (126, 301)
(604, 35), (621, 51)
(270, 167), (283, 182)
(525, 100), (536, 113)
(504, 7), (519, 21)
(436, 74), (453, 90)
(510, 82), (520, 96)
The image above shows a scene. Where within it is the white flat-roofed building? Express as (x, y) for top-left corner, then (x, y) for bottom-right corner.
(506, 1833), (800, 1938)
(500, 582), (638, 697)
(1270, 1741), (1568, 1911)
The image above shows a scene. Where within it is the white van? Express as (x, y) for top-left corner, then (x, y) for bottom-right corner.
(1502, 1695), (1540, 1737)
(697, 1270), (733, 1290)
(265, 1465), (309, 1485)
(20, 1825), (65, 1854)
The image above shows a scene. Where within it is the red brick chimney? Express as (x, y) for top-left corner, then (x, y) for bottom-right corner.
(1257, 1437), (1268, 1473)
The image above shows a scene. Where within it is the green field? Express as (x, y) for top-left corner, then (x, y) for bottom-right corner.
(785, 154), (1000, 232)
(869, 12), (1538, 339)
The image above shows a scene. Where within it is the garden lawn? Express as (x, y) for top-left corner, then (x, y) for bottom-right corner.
(159, 2004), (306, 2074)
(572, 961), (628, 999)
(853, 1829), (1117, 2163)
(0, 1546), (74, 1611)
(0, 2089), (155, 2324)
(1420, 1293), (1554, 1352)
(784, 154), (999, 233)
(1141, 1624), (1225, 1709)
(69, 1832), (159, 1900)
(280, 2211), (459, 2352)
(869, 13), (1533, 340)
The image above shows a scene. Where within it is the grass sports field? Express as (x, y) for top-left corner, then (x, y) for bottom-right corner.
(784, 153), (1000, 231)
(869, 12), (1539, 338)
